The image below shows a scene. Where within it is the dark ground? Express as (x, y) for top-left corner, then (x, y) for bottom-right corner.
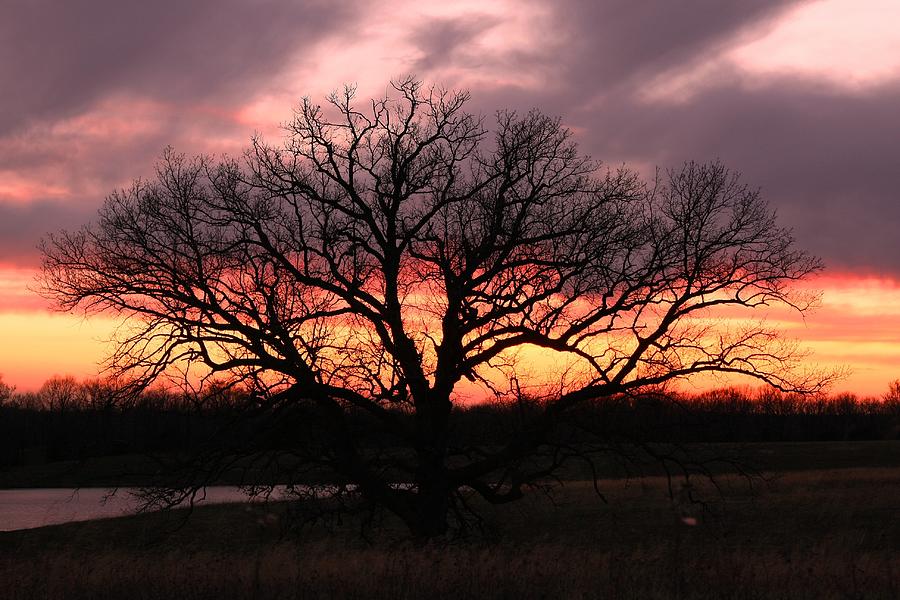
(1, 441), (899, 599)
(2, 440), (899, 488)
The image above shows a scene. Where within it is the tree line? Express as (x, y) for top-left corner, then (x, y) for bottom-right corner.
(2, 374), (898, 470)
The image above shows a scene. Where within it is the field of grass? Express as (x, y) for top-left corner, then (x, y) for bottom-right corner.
(2, 460), (899, 599)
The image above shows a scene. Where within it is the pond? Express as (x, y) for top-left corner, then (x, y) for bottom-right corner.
(0, 487), (278, 531)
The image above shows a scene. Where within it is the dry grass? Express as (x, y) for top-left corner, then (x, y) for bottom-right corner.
(5, 542), (897, 600)
(2, 468), (899, 599)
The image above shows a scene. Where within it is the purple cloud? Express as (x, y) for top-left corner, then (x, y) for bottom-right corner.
(2, 0), (899, 277)
(0, 0), (352, 135)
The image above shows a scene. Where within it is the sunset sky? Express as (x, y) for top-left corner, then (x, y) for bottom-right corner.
(1, 0), (899, 395)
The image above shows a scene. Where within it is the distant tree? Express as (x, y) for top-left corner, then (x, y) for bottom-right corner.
(884, 380), (900, 405)
(79, 377), (120, 411)
(40, 78), (829, 539)
(37, 375), (83, 412)
(0, 375), (14, 405)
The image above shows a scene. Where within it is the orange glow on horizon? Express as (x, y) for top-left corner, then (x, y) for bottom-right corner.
(1, 267), (899, 397)
(0, 310), (118, 391)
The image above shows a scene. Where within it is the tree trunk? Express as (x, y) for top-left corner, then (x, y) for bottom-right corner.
(407, 391), (454, 541)
(410, 468), (451, 541)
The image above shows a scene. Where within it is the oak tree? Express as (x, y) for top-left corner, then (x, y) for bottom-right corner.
(41, 78), (825, 539)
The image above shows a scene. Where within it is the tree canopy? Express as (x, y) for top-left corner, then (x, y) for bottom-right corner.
(40, 78), (827, 538)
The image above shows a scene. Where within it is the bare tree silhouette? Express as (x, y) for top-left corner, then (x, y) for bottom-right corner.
(40, 77), (829, 539)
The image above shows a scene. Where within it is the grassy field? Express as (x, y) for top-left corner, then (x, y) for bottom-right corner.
(1, 458), (899, 599)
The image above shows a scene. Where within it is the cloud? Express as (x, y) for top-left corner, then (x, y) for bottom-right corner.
(445, 0), (900, 274)
(410, 16), (502, 73)
(0, 0), (352, 136)
(546, 0), (801, 91)
(3, 0), (900, 278)
(0, 0), (355, 268)
(0, 201), (96, 267)
(564, 80), (900, 274)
